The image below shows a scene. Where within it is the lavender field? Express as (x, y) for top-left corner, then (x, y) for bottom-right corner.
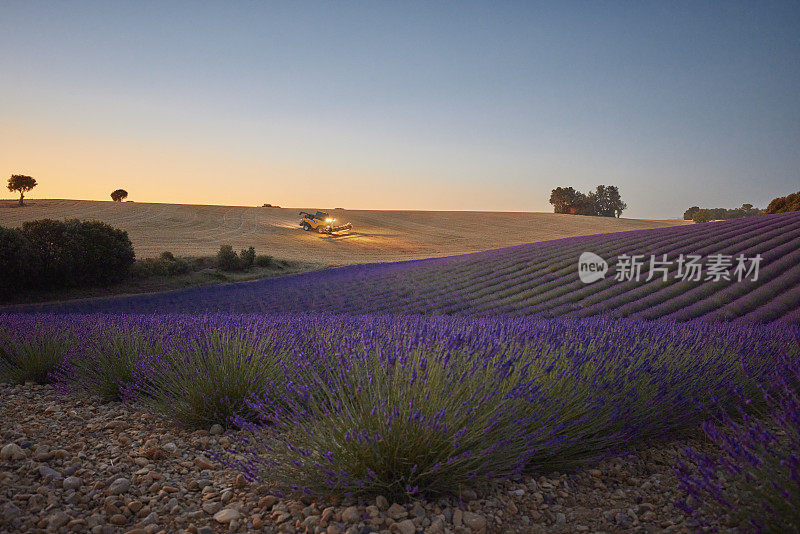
(2, 213), (800, 531)
(7, 212), (800, 324)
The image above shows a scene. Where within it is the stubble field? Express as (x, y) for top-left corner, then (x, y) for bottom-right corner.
(0, 199), (685, 263)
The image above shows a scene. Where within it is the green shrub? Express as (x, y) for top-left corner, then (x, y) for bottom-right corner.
(255, 254), (274, 268)
(240, 246), (255, 269)
(216, 245), (242, 271)
(0, 226), (36, 296)
(216, 245), (258, 271)
(19, 219), (134, 287)
(132, 251), (191, 278)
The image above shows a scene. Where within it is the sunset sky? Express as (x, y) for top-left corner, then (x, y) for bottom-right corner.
(2, 1), (798, 218)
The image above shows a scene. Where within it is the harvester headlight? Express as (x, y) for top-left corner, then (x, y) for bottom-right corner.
(326, 218), (334, 222)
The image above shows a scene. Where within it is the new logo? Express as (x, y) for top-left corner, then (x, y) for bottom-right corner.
(578, 252), (608, 283)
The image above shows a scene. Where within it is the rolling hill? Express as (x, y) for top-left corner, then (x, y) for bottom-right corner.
(10, 212), (800, 324)
(0, 199), (684, 263)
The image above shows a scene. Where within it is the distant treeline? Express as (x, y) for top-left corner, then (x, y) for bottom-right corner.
(684, 204), (761, 223)
(0, 219), (135, 295)
(683, 191), (800, 223)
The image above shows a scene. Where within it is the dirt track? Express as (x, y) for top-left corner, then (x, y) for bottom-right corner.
(0, 199), (687, 264)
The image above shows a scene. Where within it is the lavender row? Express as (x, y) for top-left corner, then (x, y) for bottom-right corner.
(1, 313), (798, 499)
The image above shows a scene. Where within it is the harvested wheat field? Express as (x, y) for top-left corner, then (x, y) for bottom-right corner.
(0, 199), (686, 263)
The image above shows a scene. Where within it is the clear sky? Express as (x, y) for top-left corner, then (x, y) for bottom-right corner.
(2, 1), (798, 218)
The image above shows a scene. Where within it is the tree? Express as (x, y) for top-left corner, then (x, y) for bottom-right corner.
(692, 209), (713, 223)
(110, 189), (128, 202)
(568, 194), (596, 215)
(683, 206), (700, 220)
(592, 185), (627, 217)
(549, 187), (583, 214)
(765, 191), (800, 214)
(7, 174), (37, 206)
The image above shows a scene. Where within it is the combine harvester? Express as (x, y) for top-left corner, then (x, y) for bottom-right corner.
(299, 211), (353, 234)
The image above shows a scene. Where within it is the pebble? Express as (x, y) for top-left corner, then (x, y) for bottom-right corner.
(375, 495), (389, 510)
(107, 477), (131, 495)
(64, 476), (83, 490)
(37, 465), (62, 479)
(388, 503), (407, 520)
(203, 501), (223, 515)
(48, 511), (70, 529)
(195, 456), (215, 470)
(390, 519), (416, 534)
(213, 508), (241, 523)
(429, 516), (445, 534)
(453, 508), (463, 527)
(463, 511), (486, 531)
(341, 505), (360, 523)
(209, 424), (223, 435)
(0, 442), (25, 460)
(129, 500), (144, 513)
(3, 503), (21, 519)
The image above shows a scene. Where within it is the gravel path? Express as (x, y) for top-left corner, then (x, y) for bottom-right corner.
(0, 384), (725, 533)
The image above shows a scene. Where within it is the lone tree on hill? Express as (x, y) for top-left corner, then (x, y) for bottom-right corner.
(111, 189), (128, 202)
(7, 174), (37, 206)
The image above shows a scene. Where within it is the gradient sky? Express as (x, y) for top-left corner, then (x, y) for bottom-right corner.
(2, 1), (798, 218)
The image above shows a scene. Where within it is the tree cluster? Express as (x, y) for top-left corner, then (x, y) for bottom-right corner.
(764, 191), (800, 214)
(111, 189), (128, 202)
(0, 219), (135, 296)
(549, 185), (627, 217)
(684, 204), (761, 223)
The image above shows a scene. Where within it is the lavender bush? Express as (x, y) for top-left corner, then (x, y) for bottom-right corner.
(676, 356), (800, 532)
(0, 322), (74, 384)
(57, 325), (162, 401)
(234, 349), (541, 499)
(133, 327), (285, 427)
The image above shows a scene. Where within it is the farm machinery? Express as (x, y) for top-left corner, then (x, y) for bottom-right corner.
(299, 211), (352, 234)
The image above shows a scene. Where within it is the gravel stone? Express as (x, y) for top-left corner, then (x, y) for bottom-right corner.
(63, 475), (83, 490)
(390, 519), (415, 534)
(0, 442), (25, 460)
(0, 382), (735, 534)
(341, 505), (360, 523)
(107, 477), (131, 494)
(213, 507), (241, 523)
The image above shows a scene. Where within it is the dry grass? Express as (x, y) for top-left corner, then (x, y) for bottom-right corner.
(0, 199), (687, 264)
